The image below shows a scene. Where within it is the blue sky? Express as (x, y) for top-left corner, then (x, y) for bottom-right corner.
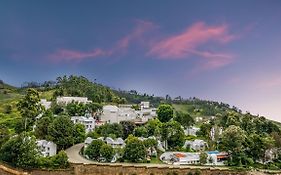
(1, 0), (281, 121)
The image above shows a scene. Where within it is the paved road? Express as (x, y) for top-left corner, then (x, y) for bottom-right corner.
(65, 143), (94, 164)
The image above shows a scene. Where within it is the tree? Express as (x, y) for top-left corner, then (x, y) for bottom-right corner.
(145, 118), (162, 137)
(220, 125), (246, 166)
(196, 123), (211, 138)
(100, 144), (114, 162)
(0, 125), (9, 147)
(123, 135), (146, 162)
(95, 123), (123, 138)
(120, 121), (136, 139)
(0, 134), (39, 169)
(174, 111), (194, 129)
(50, 151), (69, 168)
(161, 121), (185, 150)
(156, 104), (173, 123)
(34, 112), (53, 139)
(85, 139), (105, 161)
(199, 152), (208, 165)
(133, 126), (148, 137)
(48, 116), (75, 150)
(66, 102), (86, 116)
(73, 123), (86, 143)
(246, 133), (275, 162)
(17, 88), (43, 131)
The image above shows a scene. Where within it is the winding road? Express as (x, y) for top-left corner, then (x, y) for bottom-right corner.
(65, 143), (94, 164)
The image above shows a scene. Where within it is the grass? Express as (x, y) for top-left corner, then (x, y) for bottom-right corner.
(39, 89), (55, 100)
(150, 156), (163, 164)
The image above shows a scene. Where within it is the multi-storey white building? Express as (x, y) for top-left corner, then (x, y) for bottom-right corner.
(100, 102), (156, 124)
(56, 96), (92, 105)
(71, 116), (95, 133)
(36, 140), (57, 157)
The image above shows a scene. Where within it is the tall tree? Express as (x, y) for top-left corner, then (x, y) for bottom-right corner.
(221, 125), (246, 165)
(48, 116), (75, 150)
(156, 104), (173, 123)
(123, 135), (146, 162)
(17, 88), (43, 131)
(0, 134), (39, 169)
(120, 121), (136, 139)
(174, 111), (194, 129)
(73, 124), (86, 143)
(161, 121), (185, 150)
(85, 139), (105, 161)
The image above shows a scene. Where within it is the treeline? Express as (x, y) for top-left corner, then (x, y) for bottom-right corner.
(197, 111), (281, 169)
(53, 75), (125, 104)
(173, 97), (243, 116)
(114, 89), (163, 107)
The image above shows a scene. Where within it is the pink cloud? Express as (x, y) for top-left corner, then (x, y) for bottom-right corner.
(191, 50), (234, 70)
(49, 20), (156, 62)
(148, 22), (236, 59)
(114, 20), (157, 51)
(49, 48), (108, 61)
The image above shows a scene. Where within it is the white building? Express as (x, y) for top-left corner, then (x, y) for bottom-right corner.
(105, 137), (125, 148)
(160, 151), (228, 165)
(140, 101), (150, 110)
(101, 105), (137, 123)
(184, 127), (200, 136)
(56, 96), (92, 105)
(210, 126), (223, 141)
(100, 102), (156, 124)
(160, 152), (200, 165)
(71, 116), (95, 133)
(40, 99), (52, 110)
(36, 140), (57, 157)
(84, 137), (125, 148)
(183, 139), (207, 151)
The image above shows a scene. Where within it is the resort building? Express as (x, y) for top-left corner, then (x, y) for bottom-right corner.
(56, 96), (92, 105)
(71, 115), (95, 133)
(183, 139), (207, 151)
(100, 102), (156, 124)
(36, 140), (57, 157)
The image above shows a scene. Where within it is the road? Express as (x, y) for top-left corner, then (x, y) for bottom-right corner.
(65, 143), (94, 164)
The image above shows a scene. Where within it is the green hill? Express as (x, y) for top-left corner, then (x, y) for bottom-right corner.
(0, 75), (280, 133)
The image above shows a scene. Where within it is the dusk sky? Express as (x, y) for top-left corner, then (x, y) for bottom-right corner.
(1, 1), (281, 122)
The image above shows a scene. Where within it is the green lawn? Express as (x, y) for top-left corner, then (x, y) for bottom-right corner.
(150, 156), (163, 164)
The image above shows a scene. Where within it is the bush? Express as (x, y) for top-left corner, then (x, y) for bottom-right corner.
(100, 144), (114, 162)
(85, 139), (105, 161)
(3, 105), (12, 114)
(38, 151), (69, 169)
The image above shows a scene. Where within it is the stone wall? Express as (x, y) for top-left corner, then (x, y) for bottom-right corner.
(1, 162), (280, 175)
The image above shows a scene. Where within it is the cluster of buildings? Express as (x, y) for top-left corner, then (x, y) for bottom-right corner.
(37, 96), (226, 165)
(160, 151), (228, 165)
(99, 101), (157, 124)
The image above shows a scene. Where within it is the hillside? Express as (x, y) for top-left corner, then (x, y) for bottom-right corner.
(0, 75), (280, 132)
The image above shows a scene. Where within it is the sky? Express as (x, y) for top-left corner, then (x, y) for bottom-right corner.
(1, 0), (281, 122)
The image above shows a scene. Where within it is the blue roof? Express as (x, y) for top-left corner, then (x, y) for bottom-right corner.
(207, 151), (219, 154)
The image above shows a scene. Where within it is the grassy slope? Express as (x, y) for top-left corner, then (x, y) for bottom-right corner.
(0, 84), (22, 132)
